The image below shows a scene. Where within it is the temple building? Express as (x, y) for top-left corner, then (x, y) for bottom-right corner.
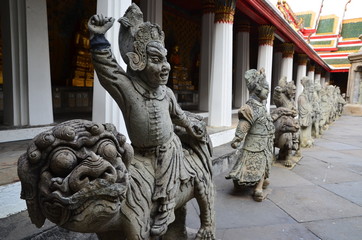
(0, 0), (360, 142)
(275, 0), (362, 101)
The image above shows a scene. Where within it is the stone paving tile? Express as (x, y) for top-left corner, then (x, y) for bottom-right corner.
(321, 181), (362, 207)
(313, 139), (360, 151)
(212, 177), (297, 229)
(302, 149), (362, 165)
(187, 174), (297, 231)
(292, 156), (362, 184)
(268, 185), (362, 223)
(221, 223), (321, 240)
(339, 149), (362, 158)
(268, 166), (314, 188)
(302, 216), (362, 240)
(0, 210), (55, 240)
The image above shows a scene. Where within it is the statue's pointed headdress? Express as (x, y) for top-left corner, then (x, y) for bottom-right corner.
(118, 3), (165, 71)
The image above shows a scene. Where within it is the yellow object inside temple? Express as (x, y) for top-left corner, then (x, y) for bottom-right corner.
(71, 20), (94, 87)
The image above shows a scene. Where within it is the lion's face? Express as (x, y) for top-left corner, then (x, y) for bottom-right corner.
(40, 139), (128, 232)
(18, 120), (132, 233)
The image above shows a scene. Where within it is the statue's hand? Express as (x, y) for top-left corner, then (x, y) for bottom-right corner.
(88, 14), (115, 38)
(231, 137), (242, 149)
(187, 121), (206, 140)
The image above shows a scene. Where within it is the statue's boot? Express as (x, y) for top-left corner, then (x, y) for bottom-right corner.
(253, 190), (263, 202)
(253, 177), (265, 202)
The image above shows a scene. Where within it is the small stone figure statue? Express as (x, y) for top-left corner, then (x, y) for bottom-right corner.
(311, 81), (322, 138)
(336, 87), (346, 117)
(18, 4), (215, 240)
(226, 68), (275, 202)
(298, 77), (314, 148)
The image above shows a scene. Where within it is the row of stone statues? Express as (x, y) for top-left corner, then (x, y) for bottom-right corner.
(225, 68), (346, 201)
(297, 77), (345, 148)
(17, 3), (346, 240)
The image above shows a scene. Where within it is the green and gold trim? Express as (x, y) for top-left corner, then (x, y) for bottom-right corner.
(258, 25), (275, 46)
(214, 0), (236, 24)
(307, 63), (315, 72)
(281, 43), (294, 58)
(235, 19), (251, 33)
(297, 54), (308, 65)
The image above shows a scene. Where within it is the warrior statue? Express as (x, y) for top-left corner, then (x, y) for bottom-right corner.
(226, 69), (275, 202)
(18, 4), (215, 240)
(298, 77), (314, 148)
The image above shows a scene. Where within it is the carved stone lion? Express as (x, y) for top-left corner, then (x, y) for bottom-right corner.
(271, 107), (300, 167)
(18, 119), (215, 240)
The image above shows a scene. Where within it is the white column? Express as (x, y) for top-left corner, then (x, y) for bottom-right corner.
(0, 0), (53, 126)
(234, 22), (250, 108)
(314, 73), (321, 85)
(257, 25), (275, 111)
(208, 2), (235, 127)
(296, 54), (308, 101)
(92, 0), (131, 138)
(325, 71), (330, 85)
(320, 73), (326, 87)
(272, 46), (282, 100)
(26, 0), (54, 125)
(199, 4), (215, 111)
(307, 64), (315, 83)
(280, 43), (294, 82)
(140, 0), (162, 28)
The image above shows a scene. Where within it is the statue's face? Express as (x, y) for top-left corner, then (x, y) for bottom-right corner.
(140, 41), (170, 88)
(258, 79), (269, 101)
(286, 85), (296, 98)
(37, 137), (128, 232)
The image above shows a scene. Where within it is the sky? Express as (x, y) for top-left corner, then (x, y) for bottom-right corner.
(268, 0), (362, 20)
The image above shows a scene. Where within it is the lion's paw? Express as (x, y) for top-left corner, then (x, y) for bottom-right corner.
(195, 226), (215, 240)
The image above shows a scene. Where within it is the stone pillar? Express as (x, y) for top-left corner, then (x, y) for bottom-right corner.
(296, 54), (308, 101)
(257, 25), (275, 111)
(199, 0), (215, 111)
(233, 20), (250, 108)
(307, 63), (315, 83)
(0, 0), (53, 126)
(280, 43), (294, 82)
(314, 66), (321, 84)
(140, 0), (162, 28)
(92, 0), (131, 137)
(208, 0), (236, 127)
